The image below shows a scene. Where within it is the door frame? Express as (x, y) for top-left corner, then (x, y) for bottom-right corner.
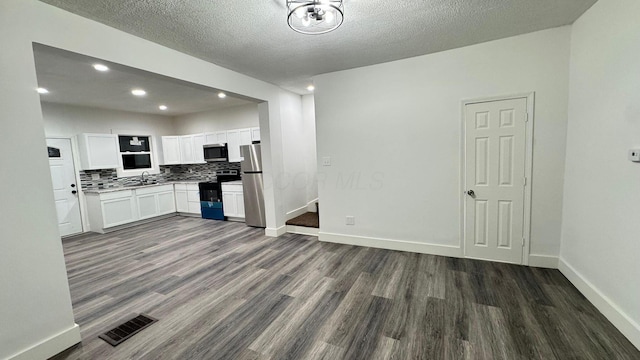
(459, 92), (535, 265)
(47, 136), (85, 236)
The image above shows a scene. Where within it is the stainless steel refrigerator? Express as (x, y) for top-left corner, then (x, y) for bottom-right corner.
(240, 144), (266, 227)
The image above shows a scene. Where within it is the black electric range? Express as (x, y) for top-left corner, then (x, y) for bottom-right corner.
(198, 170), (241, 220)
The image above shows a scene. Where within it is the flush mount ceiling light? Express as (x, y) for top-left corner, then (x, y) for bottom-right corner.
(159, 105), (168, 110)
(37, 87), (49, 94)
(287, 0), (344, 35)
(131, 89), (146, 96)
(92, 63), (109, 72)
(218, 92), (227, 99)
(306, 84), (315, 91)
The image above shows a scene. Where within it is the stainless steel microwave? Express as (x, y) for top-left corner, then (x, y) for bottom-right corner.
(203, 143), (228, 162)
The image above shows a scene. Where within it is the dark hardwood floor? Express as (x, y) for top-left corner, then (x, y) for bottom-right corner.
(52, 216), (639, 359)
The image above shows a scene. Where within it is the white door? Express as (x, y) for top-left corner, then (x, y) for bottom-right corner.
(464, 98), (528, 264)
(180, 135), (195, 164)
(162, 136), (181, 165)
(47, 138), (82, 237)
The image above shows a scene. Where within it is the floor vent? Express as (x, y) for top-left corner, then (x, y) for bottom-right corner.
(99, 314), (157, 346)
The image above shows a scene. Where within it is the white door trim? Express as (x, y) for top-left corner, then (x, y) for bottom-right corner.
(47, 137), (86, 236)
(459, 92), (535, 265)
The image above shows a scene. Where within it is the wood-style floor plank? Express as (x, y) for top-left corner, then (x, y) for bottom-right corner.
(51, 216), (639, 360)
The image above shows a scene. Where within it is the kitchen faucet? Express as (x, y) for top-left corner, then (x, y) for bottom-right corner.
(140, 171), (150, 185)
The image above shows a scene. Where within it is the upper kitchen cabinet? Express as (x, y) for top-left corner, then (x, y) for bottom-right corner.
(162, 134), (206, 165)
(179, 135), (195, 164)
(205, 131), (227, 145)
(251, 127), (261, 142)
(76, 133), (119, 170)
(161, 136), (181, 165)
(227, 128), (253, 162)
(192, 134), (206, 163)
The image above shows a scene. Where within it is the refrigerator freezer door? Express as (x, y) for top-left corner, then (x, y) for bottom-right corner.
(240, 144), (262, 173)
(242, 173), (266, 227)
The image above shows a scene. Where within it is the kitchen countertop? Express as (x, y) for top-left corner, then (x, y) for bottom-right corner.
(221, 180), (243, 185)
(83, 180), (207, 194)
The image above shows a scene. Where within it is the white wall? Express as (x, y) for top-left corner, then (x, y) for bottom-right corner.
(172, 104), (259, 135)
(560, 0), (640, 348)
(279, 92), (319, 216)
(314, 27), (571, 259)
(42, 102), (175, 138)
(302, 95), (319, 205)
(0, 0), (295, 358)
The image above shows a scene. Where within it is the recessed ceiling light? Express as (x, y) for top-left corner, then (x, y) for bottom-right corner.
(93, 63), (109, 72)
(218, 92), (227, 99)
(306, 85), (315, 91)
(159, 105), (168, 111)
(131, 89), (146, 96)
(37, 87), (49, 94)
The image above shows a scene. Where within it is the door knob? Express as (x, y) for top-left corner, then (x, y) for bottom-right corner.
(71, 184), (76, 188)
(466, 190), (475, 197)
(71, 190), (77, 195)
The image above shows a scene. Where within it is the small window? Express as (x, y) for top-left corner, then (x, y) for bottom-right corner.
(119, 135), (150, 152)
(47, 147), (61, 158)
(122, 154), (152, 170)
(118, 134), (153, 174)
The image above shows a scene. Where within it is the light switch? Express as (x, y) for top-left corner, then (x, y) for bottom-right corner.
(322, 156), (331, 166)
(346, 216), (355, 225)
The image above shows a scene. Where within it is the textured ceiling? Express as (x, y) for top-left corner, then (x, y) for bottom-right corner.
(33, 44), (258, 116)
(39, 0), (597, 94)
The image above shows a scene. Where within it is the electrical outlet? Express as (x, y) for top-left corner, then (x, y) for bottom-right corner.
(164, 168), (171, 174)
(346, 216), (355, 225)
(629, 149), (640, 162)
(91, 173), (100, 180)
(322, 156), (331, 166)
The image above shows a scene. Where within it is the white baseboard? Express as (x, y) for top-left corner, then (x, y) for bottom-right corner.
(528, 254), (559, 268)
(559, 258), (640, 350)
(8, 323), (81, 360)
(286, 225), (319, 236)
(286, 199), (318, 220)
(265, 225), (286, 237)
(319, 232), (462, 258)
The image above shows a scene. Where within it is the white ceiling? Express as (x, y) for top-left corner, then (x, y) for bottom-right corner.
(38, 0), (596, 94)
(33, 44), (259, 116)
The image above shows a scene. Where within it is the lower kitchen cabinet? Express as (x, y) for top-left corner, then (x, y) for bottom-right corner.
(136, 185), (175, 220)
(221, 182), (244, 218)
(174, 183), (201, 215)
(85, 184), (177, 233)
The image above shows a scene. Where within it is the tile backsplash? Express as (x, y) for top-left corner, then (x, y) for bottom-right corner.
(80, 162), (241, 190)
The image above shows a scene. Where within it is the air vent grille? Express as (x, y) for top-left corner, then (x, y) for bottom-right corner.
(99, 314), (157, 346)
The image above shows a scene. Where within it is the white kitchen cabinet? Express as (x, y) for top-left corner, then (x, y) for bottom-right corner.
(162, 136), (181, 165)
(222, 182), (244, 218)
(76, 133), (119, 170)
(226, 130), (241, 162)
(226, 128), (253, 163)
(205, 131), (227, 145)
(179, 135), (195, 164)
(193, 134), (206, 163)
(239, 128), (252, 146)
(174, 184), (189, 213)
(136, 193), (158, 220)
(184, 183), (201, 215)
(86, 189), (137, 232)
(135, 184), (175, 220)
(86, 185), (177, 233)
(251, 127), (261, 142)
